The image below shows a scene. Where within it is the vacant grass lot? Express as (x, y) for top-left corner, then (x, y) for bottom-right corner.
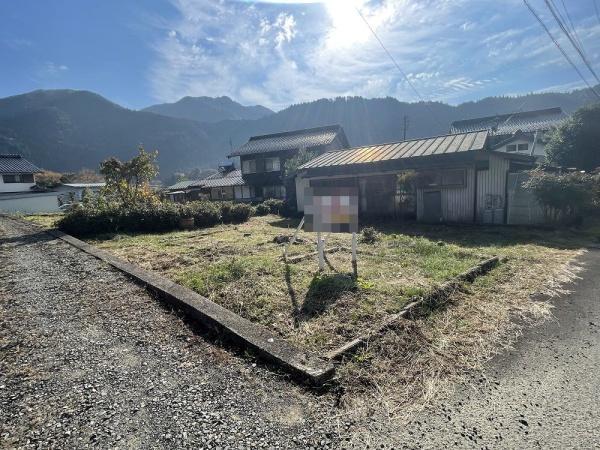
(76, 215), (584, 354)
(21, 212), (593, 425)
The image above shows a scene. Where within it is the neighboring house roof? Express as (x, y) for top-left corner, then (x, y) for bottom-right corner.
(167, 180), (202, 190)
(199, 169), (245, 188)
(229, 125), (349, 157)
(450, 107), (565, 135)
(299, 130), (489, 170)
(0, 154), (42, 174)
(490, 130), (535, 150)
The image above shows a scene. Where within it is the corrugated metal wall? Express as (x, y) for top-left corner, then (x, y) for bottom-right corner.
(476, 154), (510, 224)
(416, 167), (475, 223)
(506, 172), (546, 224)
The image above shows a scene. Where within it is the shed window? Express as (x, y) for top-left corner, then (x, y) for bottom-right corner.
(506, 144), (517, 152)
(517, 143), (529, 152)
(242, 159), (256, 174)
(441, 169), (466, 186)
(264, 157), (280, 172)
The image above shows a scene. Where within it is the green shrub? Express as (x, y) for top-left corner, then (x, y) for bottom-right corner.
(263, 198), (285, 215)
(221, 202), (254, 223)
(254, 202), (270, 216)
(360, 226), (380, 244)
(189, 201), (221, 227)
(57, 199), (254, 237)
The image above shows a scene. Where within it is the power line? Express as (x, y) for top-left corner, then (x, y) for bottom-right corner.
(558, 0), (585, 52)
(353, 6), (445, 129)
(523, 0), (600, 99)
(544, 0), (600, 85)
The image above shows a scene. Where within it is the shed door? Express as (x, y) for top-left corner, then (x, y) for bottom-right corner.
(423, 191), (442, 223)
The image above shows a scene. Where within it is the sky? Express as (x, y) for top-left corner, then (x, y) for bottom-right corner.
(1, 0), (599, 111)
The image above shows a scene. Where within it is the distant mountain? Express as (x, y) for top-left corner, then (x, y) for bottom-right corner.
(0, 89), (219, 176)
(202, 87), (600, 156)
(142, 96), (273, 123)
(0, 87), (597, 180)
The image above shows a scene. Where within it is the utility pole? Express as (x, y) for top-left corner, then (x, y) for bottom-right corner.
(402, 115), (409, 140)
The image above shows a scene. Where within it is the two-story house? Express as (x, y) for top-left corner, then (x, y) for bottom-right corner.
(450, 107), (566, 160)
(228, 125), (350, 202)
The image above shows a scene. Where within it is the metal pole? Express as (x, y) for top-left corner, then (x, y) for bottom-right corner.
(351, 232), (358, 278)
(317, 231), (325, 271)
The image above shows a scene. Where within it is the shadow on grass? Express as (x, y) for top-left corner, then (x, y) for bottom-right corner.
(267, 217), (302, 229)
(361, 217), (594, 251)
(300, 273), (357, 320)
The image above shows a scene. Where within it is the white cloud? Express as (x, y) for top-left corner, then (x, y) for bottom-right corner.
(146, 0), (600, 109)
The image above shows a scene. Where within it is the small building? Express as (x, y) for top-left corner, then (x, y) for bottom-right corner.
(0, 154), (41, 193)
(165, 180), (205, 203)
(451, 107), (566, 159)
(200, 169), (252, 201)
(228, 125), (350, 202)
(297, 130), (536, 224)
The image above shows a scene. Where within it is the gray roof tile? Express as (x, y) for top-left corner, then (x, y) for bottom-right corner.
(229, 125), (348, 157)
(0, 154), (42, 174)
(450, 107), (566, 135)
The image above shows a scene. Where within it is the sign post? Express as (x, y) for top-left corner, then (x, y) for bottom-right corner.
(304, 186), (359, 274)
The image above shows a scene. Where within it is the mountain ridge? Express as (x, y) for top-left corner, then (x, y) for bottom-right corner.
(0, 87), (597, 179)
(142, 95), (274, 123)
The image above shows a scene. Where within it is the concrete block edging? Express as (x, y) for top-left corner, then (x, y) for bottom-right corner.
(35, 225), (335, 386)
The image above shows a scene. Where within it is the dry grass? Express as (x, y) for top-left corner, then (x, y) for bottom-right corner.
(336, 244), (584, 427)
(21, 213), (62, 229)
(52, 213), (591, 425)
(88, 215), (497, 352)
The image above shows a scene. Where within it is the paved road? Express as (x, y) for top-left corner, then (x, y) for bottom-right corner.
(394, 248), (600, 449)
(0, 217), (342, 449)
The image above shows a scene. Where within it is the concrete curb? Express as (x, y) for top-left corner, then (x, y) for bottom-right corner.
(324, 256), (500, 361)
(4, 217), (334, 385)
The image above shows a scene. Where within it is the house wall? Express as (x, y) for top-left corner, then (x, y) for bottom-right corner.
(476, 153), (511, 224)
(506, 172), (546, 225)
(0, 192), (61, 213)
(416, 167), (476, 223)
(494, 137), (546, 157)
(0, 174), (36, 193)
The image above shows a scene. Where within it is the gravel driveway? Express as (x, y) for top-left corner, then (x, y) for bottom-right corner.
(0, 217), (342, 449)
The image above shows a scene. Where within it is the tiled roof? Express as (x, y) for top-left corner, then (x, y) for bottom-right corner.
(199, 170), (245, 188)
(299, 131), (489, 170)
(229, 125), (348, 157)
(167, 180), (202, 190)
(0, 154), (42, 174)
(450, 107), (565, 135)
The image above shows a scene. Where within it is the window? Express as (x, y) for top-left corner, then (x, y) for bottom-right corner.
(241, 159), (256, 174)
(506, 144), (517, 152)
(262, 185), (286, 199)
(441, 169), (466, 186)
(2, 174), (34, 183)
(517, 143), (529, 152)
(264, 157), (280, 172)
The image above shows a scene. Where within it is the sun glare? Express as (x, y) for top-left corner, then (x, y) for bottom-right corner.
(324, 0), (371, 48)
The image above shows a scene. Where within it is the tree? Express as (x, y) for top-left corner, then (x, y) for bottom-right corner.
(99, 146), (159, 206)
(546, 103), (600, 171)
(523, 168), (599, 223)
(283, 148), (318, 179)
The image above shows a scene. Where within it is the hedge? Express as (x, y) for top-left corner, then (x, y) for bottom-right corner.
(57, 200), (254, 236)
